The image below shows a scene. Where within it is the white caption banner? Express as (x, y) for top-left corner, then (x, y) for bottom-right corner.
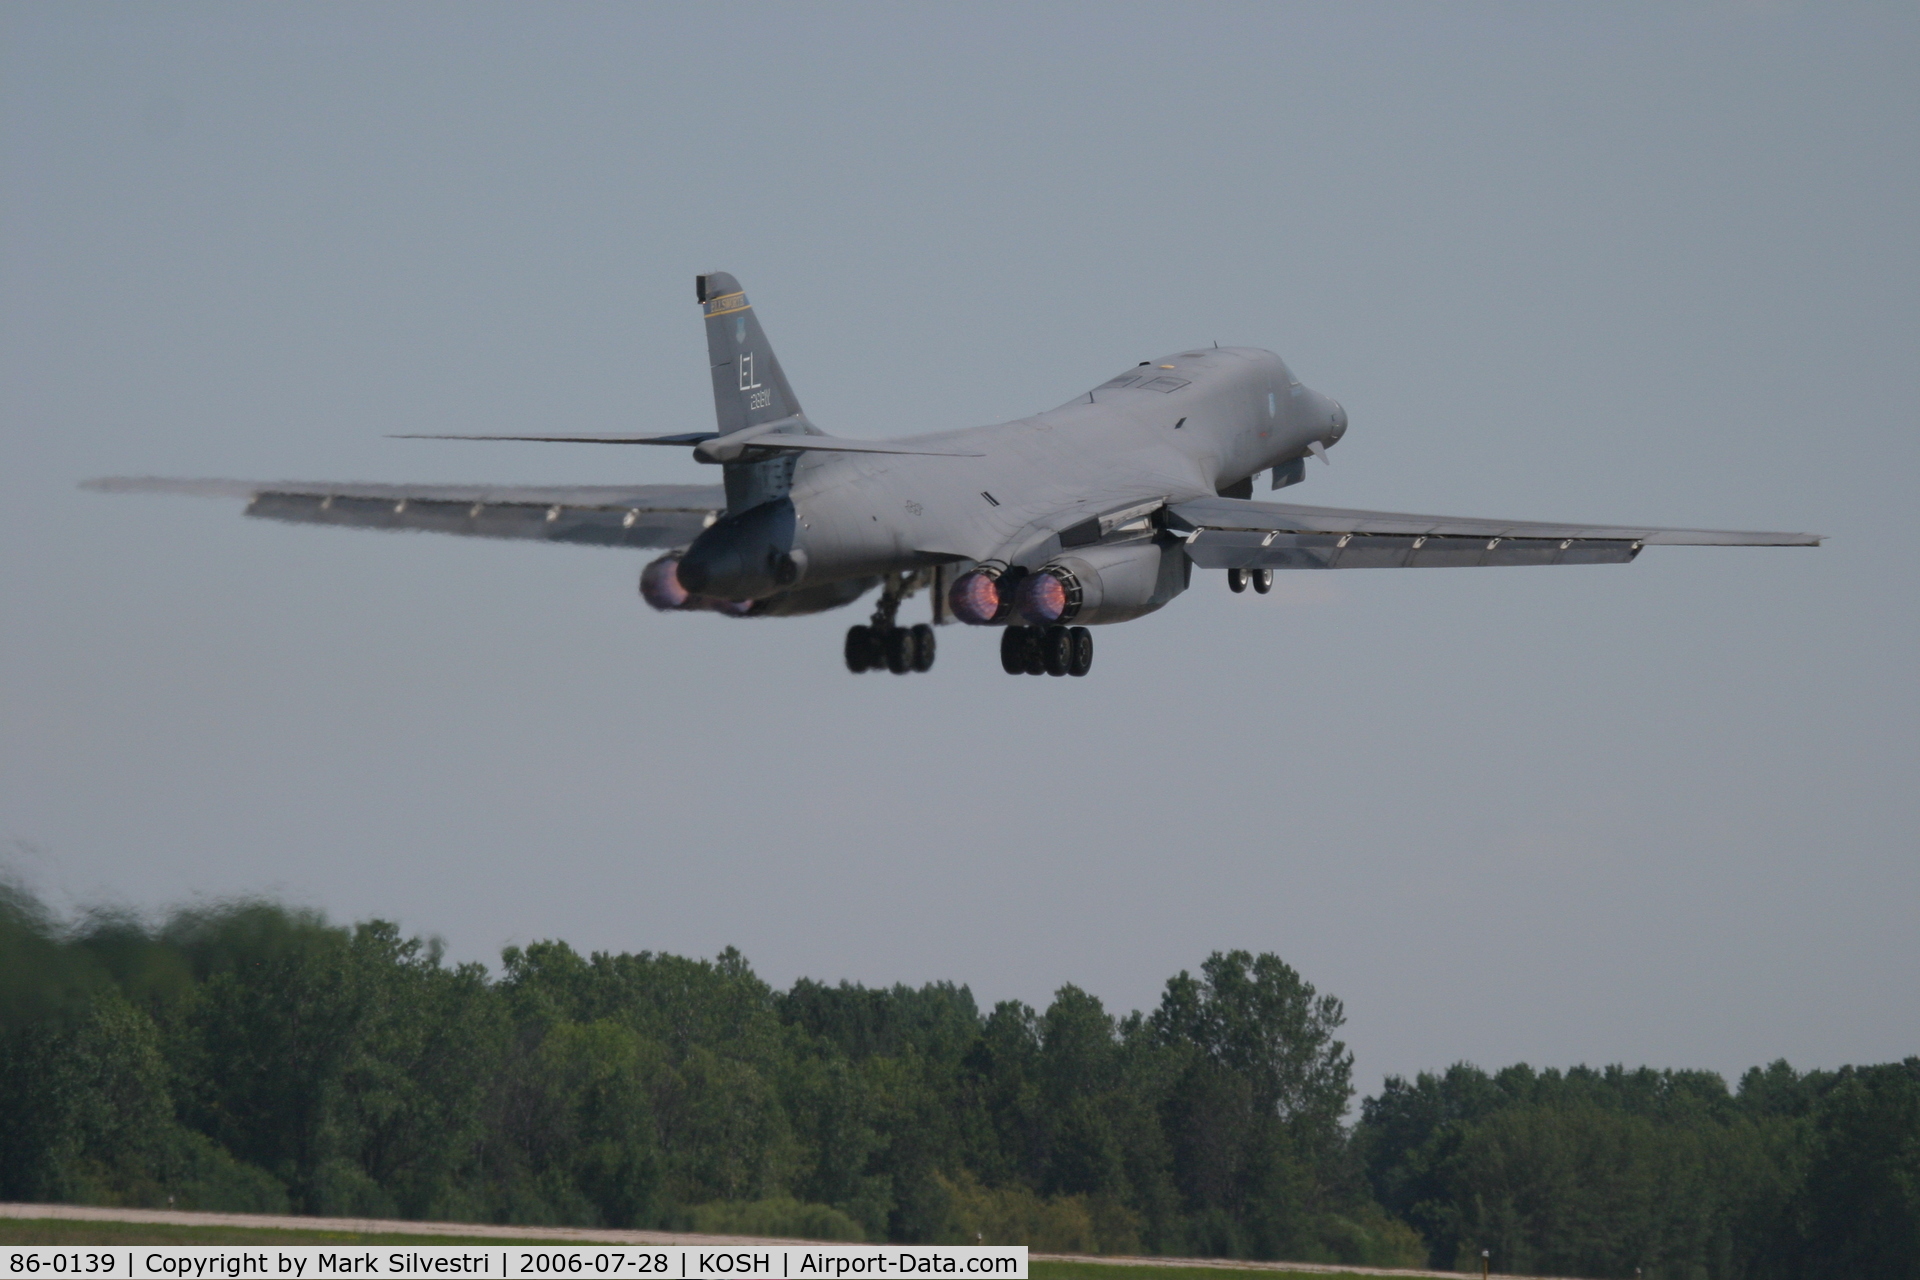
(4, 1247), (1027, 1280)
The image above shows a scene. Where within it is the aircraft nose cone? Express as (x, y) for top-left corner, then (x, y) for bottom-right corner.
(1329, 400), (1348, 440)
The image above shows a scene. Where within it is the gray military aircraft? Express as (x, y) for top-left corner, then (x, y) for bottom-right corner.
(89, 272), (1820, 677)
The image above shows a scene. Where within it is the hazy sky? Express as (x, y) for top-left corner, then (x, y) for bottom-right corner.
(3, 2), (1915, 1097)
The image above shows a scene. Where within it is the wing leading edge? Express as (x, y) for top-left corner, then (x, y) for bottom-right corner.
(1165, 496), (1821, 571)
(83, 477), (725, 549)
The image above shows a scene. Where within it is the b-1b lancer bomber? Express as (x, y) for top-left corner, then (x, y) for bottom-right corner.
(90, 272), (1820, 678)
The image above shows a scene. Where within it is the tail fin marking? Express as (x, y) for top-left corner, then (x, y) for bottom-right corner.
(697, 272), (804, 436)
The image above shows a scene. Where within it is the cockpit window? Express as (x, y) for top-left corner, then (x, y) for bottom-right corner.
(1098, 374), (1143, 390)
(1139, 376), (1190, 392)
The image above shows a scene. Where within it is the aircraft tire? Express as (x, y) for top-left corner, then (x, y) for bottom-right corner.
(884, 627), (914, 674)
(845, 625), (873, 673)
(910, 623), (936, 672)
(1252, 568), (1273, 594)
(1000, 626), (1028, 675)
(1023, 629), (1048, 676)
(1067, 627), (1093, 677)
(1227, 567), (1247, 593)
(1042, 625), (1072, 677)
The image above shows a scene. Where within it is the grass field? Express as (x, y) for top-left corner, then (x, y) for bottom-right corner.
(0, 1220), (1380, 1280)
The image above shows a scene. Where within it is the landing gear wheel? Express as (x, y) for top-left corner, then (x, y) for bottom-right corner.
(845, 625), (873, 673)
(1227, 567), (1248, 593)
(1023, 628), (1047, 676)
(884, 627), (914, 674)
(1000, 626), (1028, 675)
(1252, 568), (1273, 594)
(910, 623), (936, 673)
(1042, 625), (1072, 677)
(1067, 626), (1093, 677)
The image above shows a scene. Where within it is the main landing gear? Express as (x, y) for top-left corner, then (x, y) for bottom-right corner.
(841, 572), (1097, 677)
(846, 622), (934, 674)
(845, 576), (935, 674)
(1227, 567), (1274, 594)
(1001, 625), (1093, 677)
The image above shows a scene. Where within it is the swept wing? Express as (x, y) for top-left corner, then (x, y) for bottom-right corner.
(82, 477), (724, 549)
(1166, 496), (1821, 570)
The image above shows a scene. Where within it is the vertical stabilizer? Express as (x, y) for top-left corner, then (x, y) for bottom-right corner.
(696, 272), (804, 436)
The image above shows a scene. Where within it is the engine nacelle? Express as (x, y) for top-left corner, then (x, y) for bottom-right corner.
(643, 552), (874, 618)
(675, 498), (803, 600)
(1015, 540), (1189, 626)
(744, 575), (879, 617)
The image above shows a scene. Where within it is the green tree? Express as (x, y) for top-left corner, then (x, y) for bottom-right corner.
(0, 886), (285, 1212)
(1149, 951), (1354, 1142)
(1145, 951), (1357, 1260)
(1796, 1059), (1920, 1280)
(24, 873), (1915, 1269)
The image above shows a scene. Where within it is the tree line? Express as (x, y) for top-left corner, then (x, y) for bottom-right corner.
(0, 884), (1913, 1277)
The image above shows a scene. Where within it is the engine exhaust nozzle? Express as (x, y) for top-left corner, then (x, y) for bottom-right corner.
(1017, 567), (1080, 624)
(948, 569), (1008, 625)
(641, 553), (752, 615)
(641, 554), (693, 610)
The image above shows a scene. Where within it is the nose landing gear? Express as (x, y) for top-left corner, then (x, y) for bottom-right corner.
(1227, 567), (1274, 594)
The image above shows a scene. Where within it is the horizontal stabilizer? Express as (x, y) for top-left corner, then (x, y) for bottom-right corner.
(391, 431), (982, 458)
(390, 432), (718, 445)
(715, 434), (983, 457)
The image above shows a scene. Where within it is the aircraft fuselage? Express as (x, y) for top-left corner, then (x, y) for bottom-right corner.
(677, 347), (1347, 603)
